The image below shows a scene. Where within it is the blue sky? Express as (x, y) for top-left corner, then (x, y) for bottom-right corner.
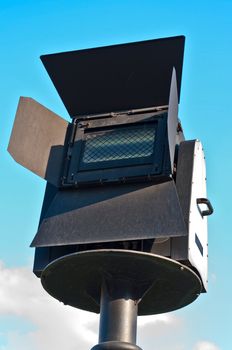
(0, 1), (231, 349)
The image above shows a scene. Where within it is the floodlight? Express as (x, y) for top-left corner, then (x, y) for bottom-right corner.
(8, 35), (213, 350)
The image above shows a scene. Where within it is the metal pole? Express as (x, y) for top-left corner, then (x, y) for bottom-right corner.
(91, 278), (142, 350)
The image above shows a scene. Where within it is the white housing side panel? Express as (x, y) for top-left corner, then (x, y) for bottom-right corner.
(188, 141), (208, 290)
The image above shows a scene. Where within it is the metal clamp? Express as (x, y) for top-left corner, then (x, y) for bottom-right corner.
(197, 198), (214, 216)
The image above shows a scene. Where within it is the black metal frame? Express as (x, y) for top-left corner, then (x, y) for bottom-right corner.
(63, 110), (170, 186)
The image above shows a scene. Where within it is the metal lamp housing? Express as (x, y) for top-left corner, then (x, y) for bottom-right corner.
(8, 36), (212, 299)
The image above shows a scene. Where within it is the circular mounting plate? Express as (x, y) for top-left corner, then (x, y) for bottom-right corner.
(41, 249), (202, 315)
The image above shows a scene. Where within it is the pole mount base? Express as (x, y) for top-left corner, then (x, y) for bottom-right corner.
(41, 249), (202, 315)
(91, 341), (142, 350)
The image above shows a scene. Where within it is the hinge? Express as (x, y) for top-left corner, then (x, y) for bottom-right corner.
(72, 105), (168, 121)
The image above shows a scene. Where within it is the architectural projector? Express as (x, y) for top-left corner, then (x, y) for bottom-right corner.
(8, 35), (213, 350)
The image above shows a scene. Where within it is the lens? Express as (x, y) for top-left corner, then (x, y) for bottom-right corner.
(81, 123), (156, 164)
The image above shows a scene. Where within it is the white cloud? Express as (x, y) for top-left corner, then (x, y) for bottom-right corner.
(0, 261), (181, 350)
(193, 341), (220, 350)
(137, 313), (184, 350)
(0, 261), (98, 350)
(138, 313), (176, 327)
(0, 261), (221, 350)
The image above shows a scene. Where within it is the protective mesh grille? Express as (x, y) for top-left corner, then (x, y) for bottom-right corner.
(82, 124), (156, 163)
